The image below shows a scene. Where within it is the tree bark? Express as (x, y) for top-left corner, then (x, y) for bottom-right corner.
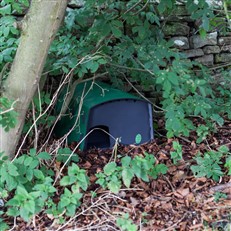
(0, 0), (67, 158)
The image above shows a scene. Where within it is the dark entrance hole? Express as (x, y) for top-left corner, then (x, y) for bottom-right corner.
(86, 125), (110, 149)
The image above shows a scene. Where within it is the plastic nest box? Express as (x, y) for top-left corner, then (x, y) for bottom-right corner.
(54, 81), (154, 150)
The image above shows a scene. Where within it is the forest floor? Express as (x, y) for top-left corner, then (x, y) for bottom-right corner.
(8, 119), (231, 231)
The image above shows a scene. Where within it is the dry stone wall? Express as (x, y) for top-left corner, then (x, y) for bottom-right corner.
(163, 5), (231, 67)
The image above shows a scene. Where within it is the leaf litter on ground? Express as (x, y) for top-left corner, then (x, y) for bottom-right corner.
(4, 120), (231, 231)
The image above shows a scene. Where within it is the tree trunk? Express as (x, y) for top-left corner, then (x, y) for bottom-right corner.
(0, 0), (67, 158)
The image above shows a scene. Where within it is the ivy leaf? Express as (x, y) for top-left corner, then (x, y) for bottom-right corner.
(4, 174), (17, 190)
(7, 207), (20, 217)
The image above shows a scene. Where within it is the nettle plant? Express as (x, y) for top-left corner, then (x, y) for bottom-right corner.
(0, 149), (89, 226)
(96, 153), (168, 193)
(0, 149), (167, 228)
(191, 145), (231, 181)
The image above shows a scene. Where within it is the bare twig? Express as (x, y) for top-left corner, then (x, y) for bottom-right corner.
(123, 74), (165, 113)
(53, 127), (118, 185)
(123, 0), (143, 16)
(109, 63), (151, 73)
(56, 193), (120, 231)
(12, 55), (88, 162)
(32, 101), (38, 150)
(162, 212), (188, 231)
(163, 175), (175, 192)
(210, 182), (231, 192)
(132, 0), (150, 16)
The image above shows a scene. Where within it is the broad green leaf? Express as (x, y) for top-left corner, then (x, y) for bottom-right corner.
(37, 152), (51, 160)
(0, 5), (11, 15)
(171, 118), (182, 131)
(8, 163), (19, 176)
(16, 186), (28, 196)
(29, 149), (37, 156)
(104, 162), (117, 176)
(122, 168), (134, 188)
(59, 197), (71, 208)
(24, 200), (35, 213)
(211, 114), (224, 126)
(111, 25), (122, 38)
(30, 159), (39, 169)
(66, 204), (77, 216)
(139, 169), (149, 182)
(20, 207), (30, 222)
(163, 80), (171, 92)
(24, 156), (33, 166)
(218, 145), (229, 153)
(21, 0), (30, 7)
(121, 156), (131, 167)
(101, 23), (111, 36)
(225, 158), (231, 175)
(97, 58), (107, 64)
(7, 207), (20, 217)
(33, 169), (44, 180)
(108, 180), (121, 194)
(168, 73), (179, 86)
(26, 168), (33, 181)
(60, 176), (71, 186)
(202, 15), (209, 31)
(3, 27), (10, 37)
(5, 175), (17, 190)
(111, 20), (123, 27)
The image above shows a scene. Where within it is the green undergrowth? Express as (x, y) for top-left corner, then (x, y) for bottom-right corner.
(0, 143), (230, 230)
(0, 149), (168, 230)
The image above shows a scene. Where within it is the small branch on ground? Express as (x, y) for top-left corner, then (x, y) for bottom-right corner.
(210, 182), (231, 192)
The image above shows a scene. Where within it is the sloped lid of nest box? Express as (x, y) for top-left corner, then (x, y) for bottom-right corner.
(55, 81), (142, 115)
(73, 81), (141, 109)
